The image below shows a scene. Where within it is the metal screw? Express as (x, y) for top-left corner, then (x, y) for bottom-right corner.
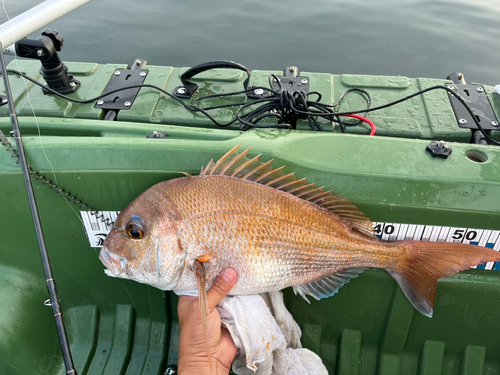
(447, 85), (455, 89)
(3, 48), (9, 53)
(97, 100), (104, 105)
(140, 71), (147, 77)
(437, 140), (445, 149)
(69, 82), (76, 87)
(253, 88), (264, 95)
(36, 48), (45, 57)
(459, 118), (467, 124)
(114, 71), (121, 76)
(177, 87), (187, 95)
(477, 87), (484, 92)
(491, 121), (499, 127)
(458, 73), (463, 80)
(124, 101), (132, 107)
(289, 67), (295, 72)
(9, 130), (14, 137)
(301, 79), (308, 84)
(44, 299), (52, 306)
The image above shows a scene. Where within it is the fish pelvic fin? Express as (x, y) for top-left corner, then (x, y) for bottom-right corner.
(293, 268), (367, 302)
(201, 144), (376, 238)
(193, 261), (215, 375)
(389, 241), (500, 318)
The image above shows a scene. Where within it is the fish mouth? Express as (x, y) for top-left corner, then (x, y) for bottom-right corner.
(99, 247), (127, 276)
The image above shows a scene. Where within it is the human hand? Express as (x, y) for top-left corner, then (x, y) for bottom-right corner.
(177, 268), (238, 375)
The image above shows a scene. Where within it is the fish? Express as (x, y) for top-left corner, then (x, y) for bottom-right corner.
(100, 142), (499, 316)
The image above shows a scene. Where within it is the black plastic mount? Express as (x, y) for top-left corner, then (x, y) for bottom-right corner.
(248, 66), (310, 100)
(15, 29), (80, 95)
(446, 72), (499, 131)
(94, 59), (148, 121)
(94, 67), (148, 111)
(274, 66), (309, 93)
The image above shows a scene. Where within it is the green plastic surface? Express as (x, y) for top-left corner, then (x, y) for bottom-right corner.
(1, 60), (500, 375)
(3, 60), (500, 141)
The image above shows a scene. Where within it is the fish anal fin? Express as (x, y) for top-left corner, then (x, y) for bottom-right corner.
(202, 144), (376, 237)
(389, 241), (500, 318)
(193, 261), (215, 374)
(293, 268), (366, 302)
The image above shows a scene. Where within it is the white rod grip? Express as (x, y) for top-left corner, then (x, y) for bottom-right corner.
(0, 0), (92, 48)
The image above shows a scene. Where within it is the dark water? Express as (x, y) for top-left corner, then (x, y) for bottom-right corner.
(2, 0), (500, 85)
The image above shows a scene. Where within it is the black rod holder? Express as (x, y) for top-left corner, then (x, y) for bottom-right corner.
(0, 42), (77, 374)
(15, 29), (79, 95)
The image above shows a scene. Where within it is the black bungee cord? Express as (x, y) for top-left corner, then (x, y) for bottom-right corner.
(0, 45), (77, 374)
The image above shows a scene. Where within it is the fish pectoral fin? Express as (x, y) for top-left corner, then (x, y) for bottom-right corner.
(193, 261), (215, 375)
(293, 267), (367, 302)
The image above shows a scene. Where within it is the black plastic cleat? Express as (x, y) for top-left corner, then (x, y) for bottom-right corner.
(426, 140), (452, 159)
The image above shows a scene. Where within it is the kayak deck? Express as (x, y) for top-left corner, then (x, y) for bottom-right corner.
(1, 60), (499, 374)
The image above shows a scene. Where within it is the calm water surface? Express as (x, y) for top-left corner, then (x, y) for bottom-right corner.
(2, 0), (500, 85)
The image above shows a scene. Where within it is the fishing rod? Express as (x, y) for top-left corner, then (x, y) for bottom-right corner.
(0, 44), (77, 374)
(0, 2), (95, 372)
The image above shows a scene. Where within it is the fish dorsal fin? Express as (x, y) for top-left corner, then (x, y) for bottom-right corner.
(200, 144), (375, 237)
(293, 268), (366, 302)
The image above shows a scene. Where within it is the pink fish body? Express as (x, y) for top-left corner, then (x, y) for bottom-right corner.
(100, 145), (499, 317)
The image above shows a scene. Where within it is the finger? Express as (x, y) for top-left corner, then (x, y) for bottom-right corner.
(207, 268), (237, 311)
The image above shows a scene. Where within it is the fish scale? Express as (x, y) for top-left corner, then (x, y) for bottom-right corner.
(100, 144), (500, 317)
(131, 173), (391, 291)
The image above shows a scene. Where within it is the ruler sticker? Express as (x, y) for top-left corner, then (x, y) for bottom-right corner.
(80, 211), (118, 248)
(373, 222), (500, 270)
(80, 212), (500, 270)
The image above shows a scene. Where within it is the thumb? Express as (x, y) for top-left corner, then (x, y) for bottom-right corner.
(207, 268), (237, 311)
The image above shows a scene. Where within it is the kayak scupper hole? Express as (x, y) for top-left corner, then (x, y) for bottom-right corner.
(466, 150), (488, 163)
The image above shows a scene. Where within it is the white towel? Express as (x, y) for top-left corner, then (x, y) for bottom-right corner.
(216, 291), (328, 375)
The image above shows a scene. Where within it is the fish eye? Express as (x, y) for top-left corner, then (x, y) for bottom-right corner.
(126, 221), (144, 240)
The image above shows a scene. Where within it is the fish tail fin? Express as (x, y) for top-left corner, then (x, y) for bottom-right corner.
(388, 240), (499, 318)
(193, 261), (215, 375)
